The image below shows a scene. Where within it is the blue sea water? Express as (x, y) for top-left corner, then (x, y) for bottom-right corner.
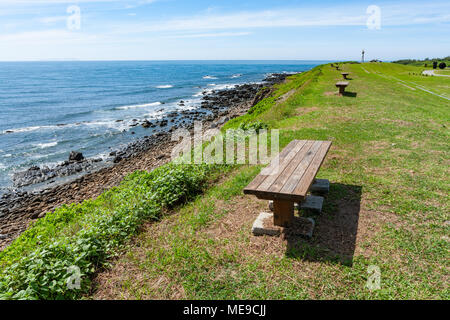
(0, 60), (326, 192)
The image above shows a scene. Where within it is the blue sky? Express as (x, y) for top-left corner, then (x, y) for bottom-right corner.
(0, 0), (449, 61)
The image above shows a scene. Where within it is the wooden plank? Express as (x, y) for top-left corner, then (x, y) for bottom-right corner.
(244, 140), (332, 202)
(293, 141), (332, 196)
(243, 139), (299, 192)
(267, 140), (315, 193)
(279, 141), (322, 194)
(255, 140), (308, 192)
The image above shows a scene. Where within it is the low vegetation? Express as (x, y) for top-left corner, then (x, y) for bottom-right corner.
(0, 163), (225, 299)
(393, 56), (450, 68)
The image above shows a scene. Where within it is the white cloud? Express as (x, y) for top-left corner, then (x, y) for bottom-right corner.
(110, 3), (450, 35)
(133, 9), (366, 32)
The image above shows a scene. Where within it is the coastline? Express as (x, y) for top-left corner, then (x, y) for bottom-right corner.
(0, 73), (293, 250)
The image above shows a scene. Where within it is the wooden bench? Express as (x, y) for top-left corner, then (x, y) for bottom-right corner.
(244, 140), (332, 228)
(335, 81), (349, 96)
(341, 72), (349, 80)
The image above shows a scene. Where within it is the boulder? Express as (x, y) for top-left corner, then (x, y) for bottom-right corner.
(69, 151), (84, 162)
(142, 120), (152, 128)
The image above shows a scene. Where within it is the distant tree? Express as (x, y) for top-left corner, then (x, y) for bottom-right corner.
(424, 64), (428, 67)
(439, 62), (447, 69)
(433, 61), (438, 69)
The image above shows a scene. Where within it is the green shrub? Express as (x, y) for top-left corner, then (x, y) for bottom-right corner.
(0, 163), (219, 300)
(238, 121), (269, 133)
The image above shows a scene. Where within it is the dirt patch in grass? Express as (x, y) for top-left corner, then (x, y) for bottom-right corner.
(379, 118), (416, 127)
(296, 107), (319, 116)
(205, 185), (399, 267)
(276, 88), (298, 104)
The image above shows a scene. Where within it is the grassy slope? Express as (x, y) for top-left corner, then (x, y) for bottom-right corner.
(94, 62), (449, 299)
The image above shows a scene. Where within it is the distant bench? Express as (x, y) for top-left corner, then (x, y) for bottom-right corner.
(244, 140), (332, 228)
(341, 72), (350, 80)
(335, 81), (349, 96)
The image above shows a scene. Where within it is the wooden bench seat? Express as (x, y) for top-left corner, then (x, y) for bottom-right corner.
(244, 140), (332, 227)
(341, 72), (350, 79)
(335, 81), (349, 95)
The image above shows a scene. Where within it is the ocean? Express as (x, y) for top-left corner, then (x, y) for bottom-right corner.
(0, 60), (326, 193)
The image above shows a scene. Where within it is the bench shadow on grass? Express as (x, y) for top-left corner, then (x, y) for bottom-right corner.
(343, 91), (357, 98)
(284, 183), (362, 266)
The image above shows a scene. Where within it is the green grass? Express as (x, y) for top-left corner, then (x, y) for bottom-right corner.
(91, 62), (449, 300)
(435, 70), (450, 76)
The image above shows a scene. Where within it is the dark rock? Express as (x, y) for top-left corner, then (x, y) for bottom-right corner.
(69, 151), (84, 162)
(142, 120), (152, 128)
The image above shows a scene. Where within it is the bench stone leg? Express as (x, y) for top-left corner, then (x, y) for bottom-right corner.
(252, 213), (314, 239)
(310, 179), (330, 195)
(273, 200), (294, 227)
(252, 212), (281, 236)
(300, 195), (324, 214)
(338, 86), (345, 96)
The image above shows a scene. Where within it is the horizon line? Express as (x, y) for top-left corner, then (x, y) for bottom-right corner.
(0, 59), (355, 63)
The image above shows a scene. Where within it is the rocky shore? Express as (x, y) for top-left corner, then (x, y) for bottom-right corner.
(0, 73), (295, 250)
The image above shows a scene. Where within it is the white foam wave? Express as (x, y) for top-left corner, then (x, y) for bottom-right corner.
(155, 85), (173, 89)
(203, 75), (218, 80)
(115, 102), (162, 110)
(83, 120), (132, 131)
(177, 104), (196, 111)
(193, 83), (239, 97)
(2, 125), (56, 134)
(231, 74), (242, 78)
(213, 83), (238, 90)
(34, 142), (58, 149)
(143, 108), (168, 119)
(0, 163), (6, 170)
